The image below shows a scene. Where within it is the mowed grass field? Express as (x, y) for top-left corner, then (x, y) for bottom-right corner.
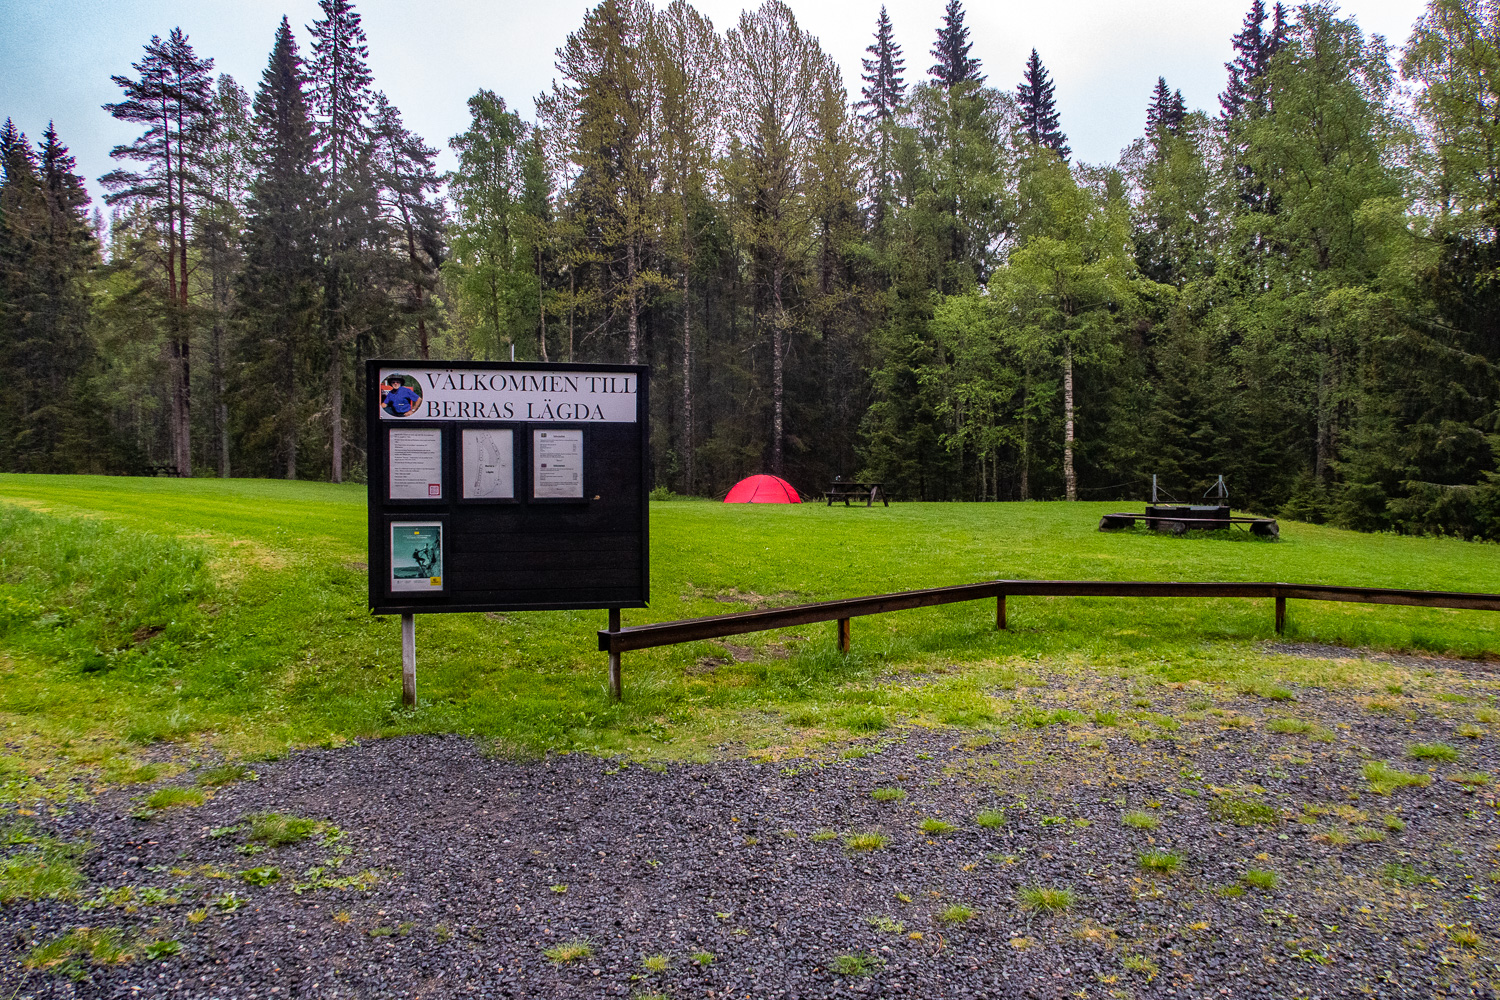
(0, 473), (1497, 795)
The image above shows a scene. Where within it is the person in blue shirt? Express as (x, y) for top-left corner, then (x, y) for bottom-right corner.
(382, 375), (421, 416)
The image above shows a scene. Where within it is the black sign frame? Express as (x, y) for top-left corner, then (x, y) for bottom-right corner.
(366, 360), (650, 616)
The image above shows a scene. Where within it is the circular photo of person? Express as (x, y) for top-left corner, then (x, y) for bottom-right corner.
(380, 373), (422, 417)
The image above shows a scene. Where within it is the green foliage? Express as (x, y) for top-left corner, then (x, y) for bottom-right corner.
(1139, 850), (1183, 873)
(843, 832), (890, 852)
(0, 829), (86, 903)
(1121, 810), (1159, 830)
(1241, 868), (1278, 890)
(919, 817), (956, 835)
(244, 813), (322, 847)
(1363, 761), (1432, 795)
(871, 787), (906, 802)
(1017, 885), (1075, 913)
(974, 808), (1005, 828)
(831, 953), (881, 975)
(935, 903), (975, 924)
(1407, 742), (1459, 762)
(1209, 796), (1278, 826)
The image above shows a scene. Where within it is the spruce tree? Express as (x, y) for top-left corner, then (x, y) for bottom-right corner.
(371, 92), (444, 360)
(308, 0), (380, 482)
(1219, 1), (1287, 119)
(858, 6), (906, 120)
(1146, 77), (1187, 140)
(929, 0), (983, 89)
(240, 16), (321, 478)
(0, 122), (98, 471)
(1017, 49), (1069, 160)
(101, 27), (216, 476)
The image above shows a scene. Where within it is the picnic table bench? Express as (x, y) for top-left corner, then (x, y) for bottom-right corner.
(824, 480), (888, 507)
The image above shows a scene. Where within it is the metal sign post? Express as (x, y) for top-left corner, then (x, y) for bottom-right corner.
(367, 360), (650, 704)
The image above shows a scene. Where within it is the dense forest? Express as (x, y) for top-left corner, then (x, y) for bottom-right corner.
(2, 0), (1499, 538)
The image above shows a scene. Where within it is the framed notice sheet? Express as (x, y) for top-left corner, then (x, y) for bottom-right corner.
(533, 428), (583, 499)
(388, 428), (443, 500)
(461, 428), (514, 500)
(390, 521), (444, 593)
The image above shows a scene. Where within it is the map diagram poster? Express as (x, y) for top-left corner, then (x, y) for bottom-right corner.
(389, 428), (442, 500)
(461, 428), (514, 499)
(390, 522), (444, 592)
(533, 429), (583, 498)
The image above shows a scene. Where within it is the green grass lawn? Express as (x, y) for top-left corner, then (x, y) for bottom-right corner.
(0, 473), (1496, 795)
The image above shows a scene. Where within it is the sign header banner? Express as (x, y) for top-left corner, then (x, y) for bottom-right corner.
(378, 367), (639, 423)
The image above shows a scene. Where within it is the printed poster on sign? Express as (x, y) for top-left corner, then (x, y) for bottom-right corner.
(462, 428), (514, 499)
(533, 429), (583, 498)
(390, 522), (443, 592)
(389, 428), (442, 500)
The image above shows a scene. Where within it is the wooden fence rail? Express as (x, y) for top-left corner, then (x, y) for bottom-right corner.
(596, 580), (1500, 699)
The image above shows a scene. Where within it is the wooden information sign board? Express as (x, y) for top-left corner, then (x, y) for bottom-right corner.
(367, 360), (649, 702)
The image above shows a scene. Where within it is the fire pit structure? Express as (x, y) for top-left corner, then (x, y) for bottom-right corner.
(1099, 476), (1279, 538)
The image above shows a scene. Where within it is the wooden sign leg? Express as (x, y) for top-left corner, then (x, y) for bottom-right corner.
(837, 617), (851, 653)
(997, 595), (1007, 631)
(608, 608), (622, 701)
(1275, 595), (1286, 636)
(401, 613), (417, 706)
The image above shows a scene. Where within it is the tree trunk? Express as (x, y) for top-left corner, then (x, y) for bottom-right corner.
(1019, 381), (1030, 500)
(625, 239), (640, 365)
(1062, 339), (1076, 501)
(681, 269), (693, 494)
(771, 263), (785, 477)
(537, 247), (548, 362)
(328, 344), (343, 483)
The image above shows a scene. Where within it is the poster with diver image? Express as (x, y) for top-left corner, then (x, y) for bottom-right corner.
(390, 522), (444, 593)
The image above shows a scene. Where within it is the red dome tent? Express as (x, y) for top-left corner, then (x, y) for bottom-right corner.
(723, 474), (801, 504)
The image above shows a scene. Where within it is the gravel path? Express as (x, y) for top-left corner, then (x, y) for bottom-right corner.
(4, 668), (1500, 998)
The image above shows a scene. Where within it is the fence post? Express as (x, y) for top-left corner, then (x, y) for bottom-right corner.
(607, 607), (622, 701)
(837, 617), (851, 653)
(1275, 593), (1286, 636)
(997, 594), (1007, 631)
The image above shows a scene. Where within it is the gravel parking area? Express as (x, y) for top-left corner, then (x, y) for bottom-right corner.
(4, 662), (1500, 998)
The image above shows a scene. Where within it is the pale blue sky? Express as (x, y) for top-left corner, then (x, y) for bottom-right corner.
(0, 0), (1429, 209)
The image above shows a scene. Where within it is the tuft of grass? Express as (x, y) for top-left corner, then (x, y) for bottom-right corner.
(1241, 869), (1278, 890)
(871, 787), (906, 803)
(1449, 925), (1480, 949)
(549, 884), (568, 894)
(1379, 862), (1422, 885)
(543, 939), (593, 964)
(23, 927), (135, 972)
(811, 829), (837, 843)
(1455, 723), (1485, 740)
(1383, 813), (1405, 832)
(198, 764), (252, 787)
(867, 914), (904, 933)
(974, 808), (1004, 828)
(1209, 797), (1278, 826)
(919, 818), (955, 835)
(1091, 710), (1119, 727)
(831, 953), (880, 976)
(691, 950), (715, 966)
(0, 832), (86, 903)
(245, 812), (320, 847)
(1408, 742), (1459, 762)
(1449, 771), (1491, 788)
(1266, 717), (1313, 734)
(143, 939), (180, 960)
(843, 831), (890, 852)
(641, 952), (668, 972)
(1241, 682), (1296, 701)
(1363, 761), (1432, 795)
(1139, 851), (1183, 874)
(1121, 810), (1159, 831)
(935, 903), (975, 924)
(1123, 953), (1160, 977)
(1313, 828), (1351, 845)
(1017, 885), (1075, 913)
(143, 787), (204, 811)
(1475, 707), (1500, 724)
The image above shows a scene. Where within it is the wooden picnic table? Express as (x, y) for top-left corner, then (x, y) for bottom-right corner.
(824, 481), (888, 507)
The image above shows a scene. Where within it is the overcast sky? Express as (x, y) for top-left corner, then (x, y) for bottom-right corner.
(1, 0), (1431, 209)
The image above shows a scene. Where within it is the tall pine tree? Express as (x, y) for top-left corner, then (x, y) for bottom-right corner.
(1219, 0), (1288, 119)
(371, 92), (445, 361)
(1017, 49), (1069, 160)
(101, 28), (216, 477)
(239, 16), (321, 479)
(929, 0), (983, 89)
